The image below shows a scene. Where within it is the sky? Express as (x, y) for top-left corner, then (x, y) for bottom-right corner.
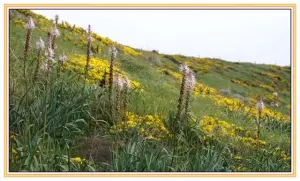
(33, 9), (291, 66)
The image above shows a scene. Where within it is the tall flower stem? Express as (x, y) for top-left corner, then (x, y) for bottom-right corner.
(184, 90), (191, 119)
(175, 63), (189, 122)
(108, 45), (118, 120)
(23, 16), (35, 109)
(122, 76), (131, 129)
(42, 70), (50, 150)
(114, 73), (123, 122)
(58, 51), (67, 78)
(23, 29), (32, 79)
(51, 15), (60, 54)
(109, 57), (115, 102)
(175, 74), (186, 121)
(256, 98), (264, 140)
(108, 49), (116, 101)
(123, 88), (129, 119)
(83, 25), (92, 91)
(184, 71), (196, 122)
(115, 85), (121, 121)
(51, 24), (60, 54)
(47, 32), (52, 48)
(51, 35), (56, 51)
(33, 48), (42, 82)
(33, 37), (45, 83)
(257, 111), (261, 140)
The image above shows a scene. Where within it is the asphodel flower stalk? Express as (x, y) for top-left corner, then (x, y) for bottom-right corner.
(54, 14), (59, 25)
(256, 97), (265, 140)
(33, 37), (45, 82)
(273, 92), (278, 107)
(51, 23), (60, 52)
(42, 17), (56, 148)
(58, 51), (67, 77)
(23, 16), (35, 109)
(99, 70), (108, 88)
(23, 16), (35, 78)
(46, 32), (52, 48)
(51, 15), (60, 51)
(43, 30), (55, 76)
(123, 75), (131, 123)
(114, 73), (123, 122)
(175, 62), (190, 121)
(108, 45), (118, 102)
(43, 46), (55, 74)
(83, 25), (92, 85)
(184, 71), (196, 120)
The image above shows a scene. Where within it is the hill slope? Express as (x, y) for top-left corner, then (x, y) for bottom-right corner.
(8, 9), (291, 172)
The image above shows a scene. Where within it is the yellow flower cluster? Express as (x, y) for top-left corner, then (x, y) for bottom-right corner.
(65, 55), (112, 80)
(101, 37), (115, 46)
(200, 116), (236, 137)
(17, 10), (33, 16)
(231, 79), (249, 87)
(200, 116), (267, 147)
(232, 166), (248, 172)
(210, 94), (290, 124)
(130, 80), (143, 90)
(200, 116), (246, 137)
(158, 68), (182, 80)
(213, 96), (244, 112)
(10, 134), (17, 141)
(77, 37), (87, 47)
(110, 112), (170, 140)
(231, 78), (276, 93)
(64, 55), (143, 90)
(194, 83), (217, 96)
(12, 19), (25, 27)
(238, 137), (267, 146)
(280, 151), (288, 160)
(58, 21), (72, 30)
(265, 147), (291, 161)
(123, 46), (143, 56)
(72, 26), (83, 34)
(11, 148), (19, 161)
(258, 83), (274, 92)
(71, 157), (84, 164)
(63, 34), (72, 42)
(160, 66), (289, 124)
(263, 72), (279, 79)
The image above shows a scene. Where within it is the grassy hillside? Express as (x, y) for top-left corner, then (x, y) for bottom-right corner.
(9, 9), (291, 172)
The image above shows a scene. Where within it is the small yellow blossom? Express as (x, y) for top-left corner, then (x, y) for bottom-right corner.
(71, 157), (83, 164)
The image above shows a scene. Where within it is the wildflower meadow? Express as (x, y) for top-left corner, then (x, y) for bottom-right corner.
(8, 10), (292, 172)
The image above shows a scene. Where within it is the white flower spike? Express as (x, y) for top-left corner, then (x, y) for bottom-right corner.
(52, 24), (60, 37)
(114, 73), (123, 89)
(41, 61), (51, 72)
(24, 16), (35, 30)
(186, 71), (196, 90)
(123, 75), (131, 88)
(109, 45), (118, 59)
(36, 37), (45, 50)
(45, 47), (55, 62)
(256, 99), (265, 112)
(179, 62), (190, 73)
(86, 25), (93, 42)
(59, 51), (68, 64)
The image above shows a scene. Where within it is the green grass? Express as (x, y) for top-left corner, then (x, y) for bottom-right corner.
(8, 9), (292, 172)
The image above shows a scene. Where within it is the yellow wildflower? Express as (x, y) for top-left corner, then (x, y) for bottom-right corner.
(71, 157), (83, 164)
(123, 46), (142, 56)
